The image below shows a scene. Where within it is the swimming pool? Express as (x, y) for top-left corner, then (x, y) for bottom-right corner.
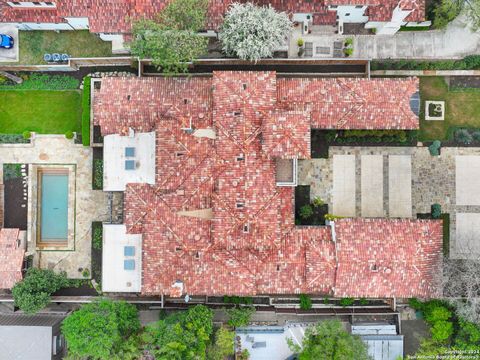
(38, 170), (69, 242)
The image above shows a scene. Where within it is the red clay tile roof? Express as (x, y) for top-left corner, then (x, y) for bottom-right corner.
(262, 110), (311, 159)
(333, 219), (443, 298)
(0, 228), (24, 290)
(0, 0), (424, 33)
(277, 77), (419, 130)
(93, 72), (441, 299)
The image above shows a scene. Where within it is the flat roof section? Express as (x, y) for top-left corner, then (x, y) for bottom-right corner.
(388, 155), (412, 218)
(103, 131), (156, 191)
(333, 155), (356, 217)
(456, 156), (480, 206)
(102, 224), (142, 293)
(361, 155), (384, 218)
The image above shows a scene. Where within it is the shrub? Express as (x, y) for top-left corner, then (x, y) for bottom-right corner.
(344, 38), (353, 46)
(324, 213), (343, 221)
(431, 203), (442, 219)
(455, 129), (473, 145)
(429, 140), (441, 156)
(92, 223), (103, 250)
(323, 297), (329, 305)
(0, 74), (79, 90)
(472, 131), (480, 143)
(409, 297), (424, 310)
(431, 321), (453, 342)
(82, 77), (91, 146)
(219, 3), (292, 61)
(425, 306), (452, 323)
(93, 159), (103, 190)
(223, 295), (253, 305)
(65, 130), (74, 139)
(62, 299), (140, 359)
(340, 297), (355, 307)
(312, 197), (324, 207)
(344, 48), (353, 57)
(3, 163), (22, 181)
(82, 268), (90, 278)
(0, 134), (29, 144)
(297, 38), (304, 47)
(207, 327), (235, 360)
(225, 306), (255, 328)
(22, 130), (31, 139)
(12, 268), (70, 314)
(359, 298), (368, 306)
(300, 204), (313, 219)
(299, 294), (312, 310)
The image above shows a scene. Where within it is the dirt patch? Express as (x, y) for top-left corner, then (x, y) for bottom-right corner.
(402, 319), (430, 356)
(449, 76), (480, 89)
(4, 177), (27, 230)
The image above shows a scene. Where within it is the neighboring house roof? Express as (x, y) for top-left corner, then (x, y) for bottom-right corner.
(93, 72), (441, 298)
(0, 228), (24, 290)
(0, 313), (65, 360)
(0, 0), (425, 34)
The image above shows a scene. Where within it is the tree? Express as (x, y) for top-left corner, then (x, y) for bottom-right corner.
(12, 268), (70, 314)
(129, 0), (208, 74)
(225, 306), (255, 328)
(207, 327), (235, 360)
(61, 299), (140, 359)
(142, 305), (214, 359)
(465, 0), (480, 31)
(219, 3), (292, 61)
(431, 0), (463, 28)
(287, 320), (370, 360)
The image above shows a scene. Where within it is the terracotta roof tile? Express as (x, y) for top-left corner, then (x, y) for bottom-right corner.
(333, 218), (443, 298)
(277, 77), (419, 129)
(0, 229), (24, 290)
(93, 72), (442, 299)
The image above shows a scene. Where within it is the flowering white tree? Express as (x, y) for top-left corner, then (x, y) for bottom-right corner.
(219, 3), (292, 61)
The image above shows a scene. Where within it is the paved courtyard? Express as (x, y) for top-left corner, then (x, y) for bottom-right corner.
(288, 15), (480, 59)
(299, 146), (480, 259)
(0, 135), (110, 278)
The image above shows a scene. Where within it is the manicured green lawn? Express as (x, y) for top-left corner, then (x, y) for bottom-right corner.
(0, 90), (82, 133)
(419, 77), (480, 141)
(12, 30), (113, 65)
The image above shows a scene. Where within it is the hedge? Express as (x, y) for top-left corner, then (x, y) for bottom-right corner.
(371, 55), (480, 71)
(81, 77), (91, 146)
(0, 134), (29, 144)
(0, 74), (79, 90)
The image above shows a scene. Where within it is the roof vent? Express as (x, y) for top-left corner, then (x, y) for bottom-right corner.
(233, 111), (241, 116)
(183, 98), (188, 105)
(127, 95), (131, 101)
(242, 83), (247, 90)
(370, 263), (378, 272)
(236, 202), (244, 209)
(243, 223), (250, 233)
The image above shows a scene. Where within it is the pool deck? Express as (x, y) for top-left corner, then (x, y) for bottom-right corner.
(0, 135), (111, 278)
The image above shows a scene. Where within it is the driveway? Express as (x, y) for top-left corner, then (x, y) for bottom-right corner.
(355, 15), (480, 59)
(0, 24), (18, 62)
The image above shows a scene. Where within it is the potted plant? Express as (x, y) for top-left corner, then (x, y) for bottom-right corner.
(297, 38), (305, 57)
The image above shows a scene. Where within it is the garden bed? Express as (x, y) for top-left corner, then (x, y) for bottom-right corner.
(3, 164), (28, 230)
(92, 147), (103, 190)
(311, 130), (417, 159)
(91, 221), (103, 286)
(295, 185), (328, 226)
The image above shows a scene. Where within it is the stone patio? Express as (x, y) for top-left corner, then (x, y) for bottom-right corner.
(0, 135), (111, 278)
(299, 146), (480, 259)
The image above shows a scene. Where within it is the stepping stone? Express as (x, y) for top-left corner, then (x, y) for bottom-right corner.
(21, 204), (26, 208)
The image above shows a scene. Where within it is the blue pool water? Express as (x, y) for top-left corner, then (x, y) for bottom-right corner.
(40, 173), (68, 241)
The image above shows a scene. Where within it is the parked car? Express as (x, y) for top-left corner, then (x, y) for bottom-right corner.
(0, 34), (14, 49)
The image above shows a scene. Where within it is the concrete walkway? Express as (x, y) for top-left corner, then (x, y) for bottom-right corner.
(355, 15), (480, 59)
(0, 135), (110, 278)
